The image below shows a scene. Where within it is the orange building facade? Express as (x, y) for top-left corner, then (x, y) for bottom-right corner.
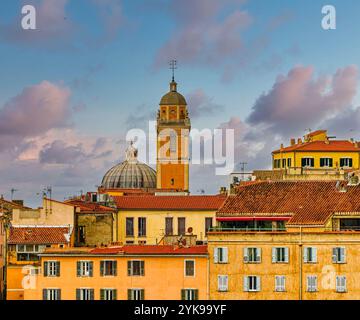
(25, 245), (208, 300)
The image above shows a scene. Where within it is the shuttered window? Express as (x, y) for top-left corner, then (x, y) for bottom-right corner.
(178, 217), (186, 235)
(76, 288), (94, 300)
(138, 218), (146, 237)
(320, 158), (333, 168)
(128, 289), (144, 300)
(306, 276), (317, 292)
(43, 289), (61, 300)
(214, 247), (228, 263)
(100, 260), (117, 276)
(332, 247), (346, 264)
(302, 158), (314, 168)
(218, 275), (228, 292)
(181, 289), (199, 300)
(272, 247), (289, 263)
(184, 260), (195, 277)
(244, 248), (261, 263)
(165, 217), (173, 235)
(44, 261), (60, 277)
(77, 261), (93, 277)
(100, 289), (117, 300)
(336, 276), (347, 293)
(244, 276), (261, 292)
(304, 247), (317, 263)
(275, 276), (286, 292)
(340, 158), (353, 168)
(205, 218), (213, 234)
(126, 218), (134, 237)
(127, 260), (145, 276)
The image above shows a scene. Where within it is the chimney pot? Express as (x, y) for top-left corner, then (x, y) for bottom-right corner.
(297, 138), (302, 144)
(290, 138), (296, 146)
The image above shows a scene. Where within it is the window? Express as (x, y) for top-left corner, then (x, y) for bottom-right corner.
(272, 247), (289, 263)
(205, 217), (213, 234)
(77, 261), (93, 277)
(76, 288), (94, 300)
(170, 130), (177, 153)
(128, 289), (144, 300)
(320, 158), (333, 168)
(282, 159), (286, 168)
(126, 218), (134, 237)
(138, 217), (146, 237)
(165, 217), (173, 236)
(214, 247), (228, 264)
(275, 276), (286, 292)
(44, 261), (60, 277)
(304, 247), (317, 263)
(128, 260), (145, 276)
(340, 158), (353, 168)
(306, 276), (317, 292)
(16, 244), (44, 261)
(100, 289), (117, 300)
(100, 260), (117, 276)
(287, 158), (292, 168)
(181, 289), (198, 300)
(332, 247), (346, 264)
(43, 289), (61, 300)
(336, 276), (347, 293)
(244, 276), (261, 292)
(273, 159), (281, 169)
(77, 226), (86, 244)
(244, 248), (261, 263)
(184, 260), (195, 277)
(218, 275), (228, 292)
(301, 158), (314, 168)
(178, 217), (186, 235)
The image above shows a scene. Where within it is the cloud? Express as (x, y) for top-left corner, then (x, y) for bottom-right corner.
(247, 65), (358, 136)
(186, 89), (224, 118)
(0, 0), (74, 46)
(153, 0), (251, 69)
(0, 81), (71, 151)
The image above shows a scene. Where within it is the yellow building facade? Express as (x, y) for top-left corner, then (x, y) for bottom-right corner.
(24, 245), (208, 300)
(113, 195), (225, 245)
(272, 130), (360, 173)
(208, 231), (360, 300)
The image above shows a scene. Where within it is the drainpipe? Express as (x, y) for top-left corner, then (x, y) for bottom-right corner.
(206, 254), (210, 300)
(299, 226), (303, 301)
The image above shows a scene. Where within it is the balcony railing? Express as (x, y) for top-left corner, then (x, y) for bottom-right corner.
(208, 227), (286, 232)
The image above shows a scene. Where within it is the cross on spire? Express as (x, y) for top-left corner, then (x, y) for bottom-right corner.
(169, 59), (177, 82)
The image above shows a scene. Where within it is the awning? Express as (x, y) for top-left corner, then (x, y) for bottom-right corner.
(216, 216), (291, 222)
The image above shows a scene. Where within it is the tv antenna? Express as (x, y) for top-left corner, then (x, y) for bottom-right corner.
(10, 188), (18, 201)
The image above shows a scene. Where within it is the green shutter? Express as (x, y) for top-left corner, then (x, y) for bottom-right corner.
(181, 289), (185, 300)
(89, 262), (93, 277)
(57, 289), (61, 301)
(90, 289), (94, 300)
(140, 261), (145, 276)
(127, 261), (132, 276)
(56, 261), (60, 277)
(43, 289), (47, 300)
(140, 289), (145, 300)
(194, 289), (199, 300)
(114, 261), (117, 276)
(100, 261), (104, 276)
(76, 289), (81, 300)
(113, 289), (117, 301)
(77, 262), (81, 277)
(100, 289), (105, 301)
(127, 289), (132, 300)
(43, 262), (48, 277)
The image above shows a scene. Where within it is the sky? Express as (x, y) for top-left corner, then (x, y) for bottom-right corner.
(1, 0), (360, 207)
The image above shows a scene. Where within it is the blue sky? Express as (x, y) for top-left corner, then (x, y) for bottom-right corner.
(0, 0), (360, 206)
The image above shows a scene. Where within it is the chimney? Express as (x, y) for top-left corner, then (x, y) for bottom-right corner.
(290, 138), (296, 146)
(280, 143), (284, 149)
(297, 138), (302, 144)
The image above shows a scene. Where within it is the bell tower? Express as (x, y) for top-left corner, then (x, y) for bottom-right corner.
(156, 61), (191, 192)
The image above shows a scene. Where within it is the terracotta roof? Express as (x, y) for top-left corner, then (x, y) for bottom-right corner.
(8, 226), (71, 244)
(113, 195), (226, 210)
(90, 245), (208, 255)
(218, 181), (360, 225)
(65, 200), (115, 213)
(273, 140), (360, 153)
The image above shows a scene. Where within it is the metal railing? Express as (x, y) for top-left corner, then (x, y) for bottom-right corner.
(208, 227), (286, 232)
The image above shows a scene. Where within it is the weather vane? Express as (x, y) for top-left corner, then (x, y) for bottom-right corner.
(169, 59), (177, 81)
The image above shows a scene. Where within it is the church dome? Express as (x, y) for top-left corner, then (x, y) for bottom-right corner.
(101, 143), (157, 189)
(160, 80), (187, 105)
